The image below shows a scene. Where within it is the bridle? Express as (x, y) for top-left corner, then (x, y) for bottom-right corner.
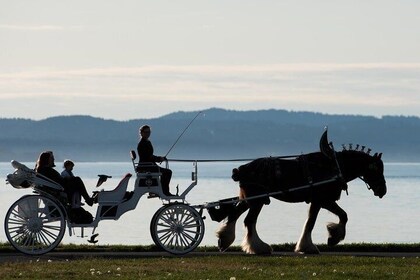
(358, 175), (385, 193)
(358, 176), (372, 190)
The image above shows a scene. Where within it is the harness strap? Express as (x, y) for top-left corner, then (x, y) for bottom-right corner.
(359, 176), (371, 190)
(299, 154), (313, 185)
(328, 142), (349, 195)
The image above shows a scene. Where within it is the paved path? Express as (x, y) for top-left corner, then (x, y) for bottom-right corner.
(1, 251), (419, 263)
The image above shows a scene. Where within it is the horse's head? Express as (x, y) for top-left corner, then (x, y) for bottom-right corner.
(361, 153), (387, 198)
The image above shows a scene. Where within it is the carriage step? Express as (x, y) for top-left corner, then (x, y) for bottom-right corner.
(87, 233), (99, 244)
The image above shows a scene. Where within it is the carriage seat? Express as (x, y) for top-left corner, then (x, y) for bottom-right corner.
(97, 173), (132, 203)
(136, 163), (162, 174)
(130, 150), (162, 175)
(33, 173), (64, 191)
(7, 160), (63, 191)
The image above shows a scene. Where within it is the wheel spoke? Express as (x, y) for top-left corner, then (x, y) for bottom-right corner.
(156, 222), (172, 228)
(151, 204), (204, 254)
(41, 227), (60, 240)
(178, 232), (191, 248)
(163, 232), (176, 246)
(38, 230), (52, 247)
(158, 215), (174, 225)
(7, 219), (27, 227)
(43, 224), (63, 231)
(10, 209), (28, 222)
(5, 196), (65, 255)
(157, 229), (173, 241)
(22, 232), (33, 247)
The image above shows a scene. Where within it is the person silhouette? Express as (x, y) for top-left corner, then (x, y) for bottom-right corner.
(136, 125), (173, 196)
(35, 151), (94, 223)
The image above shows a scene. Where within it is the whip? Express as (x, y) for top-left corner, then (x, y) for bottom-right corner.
(164, 111), (202, 158)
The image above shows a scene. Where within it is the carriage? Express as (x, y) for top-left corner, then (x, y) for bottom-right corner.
(4, 130), (387, 256)
(4, 151), (205, 255)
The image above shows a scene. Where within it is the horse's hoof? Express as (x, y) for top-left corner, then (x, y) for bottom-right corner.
(295, 246), (320, 254)
(216, 223), (236, 252)
(242, 241), (273, 255)
(218, 238), (230, 252)
(327, 222), (345, 246)
(254, 243), (273, 255)
(328, 236), (341, 246)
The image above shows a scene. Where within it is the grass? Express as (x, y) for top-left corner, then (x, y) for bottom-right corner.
(0, 254), (419, 279)
(1, 243), (419, 279)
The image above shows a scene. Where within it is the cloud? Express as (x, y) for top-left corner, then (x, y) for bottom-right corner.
(0, 63), (419, 120)
(0, 24), (82, 31)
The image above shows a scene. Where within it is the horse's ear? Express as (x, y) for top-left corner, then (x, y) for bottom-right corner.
(373, 152), (382, 159)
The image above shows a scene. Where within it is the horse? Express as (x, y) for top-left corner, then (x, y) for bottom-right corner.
(215, 131), (387, 254)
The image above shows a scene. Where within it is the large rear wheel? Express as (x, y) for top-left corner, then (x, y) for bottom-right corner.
(4, 195), (66, 255)
(150, 204), (205, 255)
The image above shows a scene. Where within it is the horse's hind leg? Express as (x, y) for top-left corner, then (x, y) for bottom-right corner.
(295, 202), (321, 254)
(217, 201), (249, 251)
(323, 201), (348, 246)
(241, 201), (272, 255)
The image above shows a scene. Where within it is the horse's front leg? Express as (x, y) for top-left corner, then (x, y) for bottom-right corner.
(216, 201), (249, 251)
(322, 201), (348, 246)
(295, 202), (321, 254)
(241, 201), (272, 255)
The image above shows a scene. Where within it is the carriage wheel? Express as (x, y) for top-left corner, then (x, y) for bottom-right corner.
(4, 195), (66, 255)
(150, 204), (205, 255)
(150, 207), (163, 247)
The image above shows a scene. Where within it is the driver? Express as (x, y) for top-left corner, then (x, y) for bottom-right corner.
(137, 125), (173, 196)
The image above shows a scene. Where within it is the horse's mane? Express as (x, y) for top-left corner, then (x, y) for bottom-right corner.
(337, 146), (384, 171)
(340, 144), (373, 155)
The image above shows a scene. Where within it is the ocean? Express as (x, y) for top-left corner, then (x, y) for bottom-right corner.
(1, 161), (419, 247)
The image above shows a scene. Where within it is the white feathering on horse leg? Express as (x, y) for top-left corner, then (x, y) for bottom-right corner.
(216, 221), (236, 251)
(241, 223), (272, 255)
(295, 203), (321, 254)
(295, 228), (320, 254)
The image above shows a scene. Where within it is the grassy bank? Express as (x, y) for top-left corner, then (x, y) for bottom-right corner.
(1, 243), (419, 279)
(1, 254), (419, 279)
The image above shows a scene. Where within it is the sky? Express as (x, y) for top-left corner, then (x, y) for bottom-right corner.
(1, 0), (419, 120)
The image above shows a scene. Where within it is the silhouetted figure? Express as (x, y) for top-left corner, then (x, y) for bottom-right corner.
(35, 151), (93, 223)
(137, 125), (173, 196)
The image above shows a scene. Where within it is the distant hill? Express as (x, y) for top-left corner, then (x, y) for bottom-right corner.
(1, 108), (419, 162)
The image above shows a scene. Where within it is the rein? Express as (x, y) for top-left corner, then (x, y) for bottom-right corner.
(167, 155), (301, 163)
(358, 176), (372, 190)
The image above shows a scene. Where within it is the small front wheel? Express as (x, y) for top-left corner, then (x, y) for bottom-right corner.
(150, 204), (205, 255)
(4, 195), (66, 255)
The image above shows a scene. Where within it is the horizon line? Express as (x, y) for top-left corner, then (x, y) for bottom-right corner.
(1, 107), (418, 122)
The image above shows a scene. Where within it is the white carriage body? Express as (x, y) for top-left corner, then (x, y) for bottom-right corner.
(5, 155), (203, 256)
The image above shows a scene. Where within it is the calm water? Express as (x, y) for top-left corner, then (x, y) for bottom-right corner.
(1, 161), (419, 246)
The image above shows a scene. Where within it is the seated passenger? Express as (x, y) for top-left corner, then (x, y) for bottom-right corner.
(61, 159), (75, 178)
(35, 151), (93, 223)
(137, 125), (173, 196)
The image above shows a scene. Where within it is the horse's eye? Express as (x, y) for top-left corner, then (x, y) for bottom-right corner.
(369, 163), (377, 171)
